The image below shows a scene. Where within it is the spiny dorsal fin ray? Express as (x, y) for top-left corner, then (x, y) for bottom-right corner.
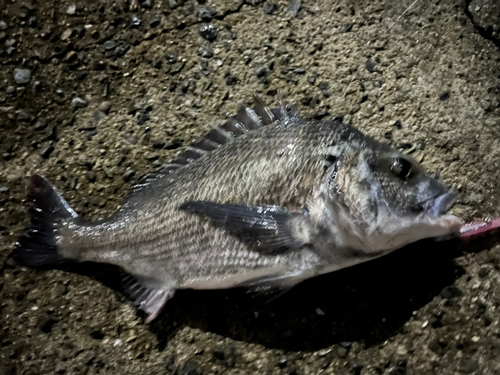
(125, 95), (296, 199)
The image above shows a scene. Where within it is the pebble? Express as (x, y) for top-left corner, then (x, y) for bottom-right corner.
(16, 110), (30, 122)
(137, 111), (150, 125)
(439, 91), (451, 101)
(61, 29), (73, 41)
(67, 4), (76, 15)
(103, 40), (116, 50)
(199, 24), (218, 42)
(255, 66), (266, 77)
(198, 8), (214, 21)
(39, 142), (54, 159)
(86, 171), (97, 183)
(115, 43), (130, 57)
(131, 16), (142, 28)
(122, 168), (135, 182)
(198, 45), (214, 58)
(144, 151), (159, 160)
(99, 101), (111, 114)
(263, 3), (278, 14)
(90, 196), (106, 207)
(0, 21), (7, 30)
(225, 73), (238, 86)
(165, 52), (178, 64)
(460, 359), (478, 374)
(13, 68), (31, 85)
(288, 0), (301, 17)
(150, 16), (161, 27)
(0, 186), (9, 193)
(365, 58), (376, 73)
(180, 79), (190, 93)
(71, 97), (88, 108)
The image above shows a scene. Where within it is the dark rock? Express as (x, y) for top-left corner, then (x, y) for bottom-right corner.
(123, 168), (135, 182)
(263, 3), (278, 14)
(115, 43), (131, 57)
(152, 57), (163, 69)
(199, 24), (218, 42)
(28, 16), (37, 28)
(166, 52), (178, 64)
(131, 16), (142, 28)
(352, 364), (363, 375)
(16, 110), (30, 122)
(198, 45), (213, 58)
(225, 73), (238, 86)
(40, 143), (54, 159)
(439, 91), (451, 101)
(288, 0), (301, 17)
(479, 268), (489, 278)
(103, 40), (116, 50)
(198, 8), (215, 21)
(71, 97), (88, 108)
(86, 171), (97, 183)
(177, 360), (202, 375)
(90, 330), (105, 340)
(165, 139), (183, 150)
(153, 139), (166, 149)
(13, 68), (31, 85)
(393, 120), (402, 129)
(307, 75), (317, 85)
(440, 285), (463, 299)
(46, 124), (57, 140)
(318, 81), (329, 91)
(294, 67), (306, 74)
(345, 23), (353, 32)
(181, 80), (190, 93)
(150, 16), (161, 27)
(365, 58), (376, 73)
(460, 359), (478, 374)
(255, 66), (266, 77)
(137, 111), (150, 125)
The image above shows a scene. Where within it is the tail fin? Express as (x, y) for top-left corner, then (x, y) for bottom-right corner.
(12, 174), (78, 267)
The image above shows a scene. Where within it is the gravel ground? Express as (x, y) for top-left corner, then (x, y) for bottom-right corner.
(1, 0), (500, 374)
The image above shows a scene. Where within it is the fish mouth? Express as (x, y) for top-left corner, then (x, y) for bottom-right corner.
(421, 190), (456, 217)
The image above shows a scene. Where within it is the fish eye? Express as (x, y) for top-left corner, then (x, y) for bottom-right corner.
(390, 158), (414, 180)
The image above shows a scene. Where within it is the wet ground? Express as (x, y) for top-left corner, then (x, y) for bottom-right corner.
(1, 0), (500, 374)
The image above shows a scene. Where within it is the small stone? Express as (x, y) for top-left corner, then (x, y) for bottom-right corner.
(198, 45), (213, 58)
(255, 66), (266, 77)
(294, 67), (306, 74)
(115, 43), (130, 57)
(460, 359), (478, 374)
(137, 111), (150, 125)
(0, 21), (7, 30)
(61, 29), (73, 41)
(365, 58), (376, 73)
(99, 101), (111, 114)
(199, 24), (218, 42)
(131, 16), (142, 28)
(344, 23), (353, 32)
(198, 8), (215, 21)
(13, 68), (31, 85)
(39, 142), (54, 158)
(225, 73), (238, 86)
(440, 285), (463, 299)
(56, 88), (64, 96)
(144, 151), (159, 160)
(165, 52), (178, 64)
(6, 85), (15, 94)
(46, 124), (56, 139)
(150, 15), (161, 27)
(307, 75), (317, 85)
(103, 40), (116, 50)
(288, 0), (301, 17)
(193, 98), (202, 108)
(180, 79), (190, 93)
(122, 168), (135, 182)
(152, 57), (162, 69)
(0, 186), (9, 194)
(90, 196), (106, 207)
(153, 139), (165, 149)
(71, 97), (88, 108)
(67, 4), (76, 15)
(16, 110), (30, 122)
(263, 3), (278, 14)
(86, 171), (96, 183)
(140, 0), (152, 9)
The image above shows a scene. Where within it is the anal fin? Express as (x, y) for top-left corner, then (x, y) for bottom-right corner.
(122, 274), (175, 323)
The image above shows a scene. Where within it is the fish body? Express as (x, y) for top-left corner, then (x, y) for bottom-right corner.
(13, 97), (463, 322)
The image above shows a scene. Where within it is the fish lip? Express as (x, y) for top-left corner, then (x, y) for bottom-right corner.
(421, 190), (456, 217)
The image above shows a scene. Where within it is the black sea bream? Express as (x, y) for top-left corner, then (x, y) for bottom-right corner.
(13, 96), (466, 322)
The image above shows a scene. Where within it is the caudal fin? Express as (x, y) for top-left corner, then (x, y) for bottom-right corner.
(12, 174), (78, 267)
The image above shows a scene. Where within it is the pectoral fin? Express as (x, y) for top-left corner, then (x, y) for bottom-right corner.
(179, 201), (308, 254)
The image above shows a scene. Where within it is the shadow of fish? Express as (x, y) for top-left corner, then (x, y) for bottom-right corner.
(12, 95), (467, 323)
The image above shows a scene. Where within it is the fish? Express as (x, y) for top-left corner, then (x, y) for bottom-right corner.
(12, 95), (468, 323)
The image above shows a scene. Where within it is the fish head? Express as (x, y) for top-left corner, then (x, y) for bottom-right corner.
(321, 141), (463, 253)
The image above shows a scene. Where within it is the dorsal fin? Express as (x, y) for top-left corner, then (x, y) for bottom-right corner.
(124, 95), (297, 198)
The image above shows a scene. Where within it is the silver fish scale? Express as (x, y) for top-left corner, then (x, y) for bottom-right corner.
(60, 120), (360, 287)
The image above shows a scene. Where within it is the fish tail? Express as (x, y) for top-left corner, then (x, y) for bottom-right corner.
(12, 174), (78, 267)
